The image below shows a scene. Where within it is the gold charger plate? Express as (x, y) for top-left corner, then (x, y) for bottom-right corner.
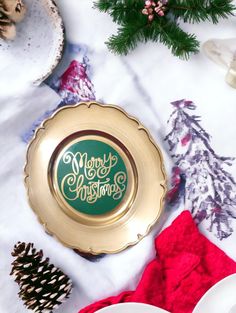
(25, 102), (166, 254)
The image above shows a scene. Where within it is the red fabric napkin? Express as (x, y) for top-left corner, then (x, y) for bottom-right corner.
(79, 211), (236, 313)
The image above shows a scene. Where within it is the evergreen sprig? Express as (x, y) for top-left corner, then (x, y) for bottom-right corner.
(170, 0), (235, 24)
(94, 0), (235, 59)
(94, 0), (144, 23)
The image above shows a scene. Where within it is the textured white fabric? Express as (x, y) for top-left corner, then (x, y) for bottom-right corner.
(1, 1), (236, 313)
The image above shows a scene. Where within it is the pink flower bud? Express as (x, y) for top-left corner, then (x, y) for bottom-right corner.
(158, 10), (164, 16)
(145, 0), (152, 7)
(142, 8), (149, 15)
(148, 14), (154, 21)
(148, 7), (153, 13)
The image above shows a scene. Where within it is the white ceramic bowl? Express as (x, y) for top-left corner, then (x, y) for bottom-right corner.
(0, 0), (64, 88)
(96, 303), (170, 313)
(193, 274), (236, 313)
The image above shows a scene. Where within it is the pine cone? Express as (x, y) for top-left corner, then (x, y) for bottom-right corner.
(10, 242), (73, 312)
(0, 0), (26, 23)
(0, 15), (16, 40)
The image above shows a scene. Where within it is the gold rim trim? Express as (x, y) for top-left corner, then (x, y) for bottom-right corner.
(24, 102), (167, 254)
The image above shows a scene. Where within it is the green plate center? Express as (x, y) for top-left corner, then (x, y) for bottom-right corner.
(57, 139), (128, 215)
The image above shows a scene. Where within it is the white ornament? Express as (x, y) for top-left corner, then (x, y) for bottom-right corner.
(203, 38), (236, 89)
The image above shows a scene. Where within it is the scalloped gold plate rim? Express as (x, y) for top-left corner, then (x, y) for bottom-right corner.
(24, 102), (167, 254)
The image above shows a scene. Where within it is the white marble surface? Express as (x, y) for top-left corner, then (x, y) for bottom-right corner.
(1, 1), (236, 312)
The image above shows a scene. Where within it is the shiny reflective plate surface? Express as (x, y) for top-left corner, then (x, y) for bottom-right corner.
(24, 102), (166, 254)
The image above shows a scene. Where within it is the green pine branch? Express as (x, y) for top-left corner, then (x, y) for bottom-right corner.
(107, 18), (199, 59)
(94, 0), (235, 59)
(93, 0), (144, 24)
(151, 20), (199, 59)
(106, 23), (146, 55)
(169, 0), (235, 24)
